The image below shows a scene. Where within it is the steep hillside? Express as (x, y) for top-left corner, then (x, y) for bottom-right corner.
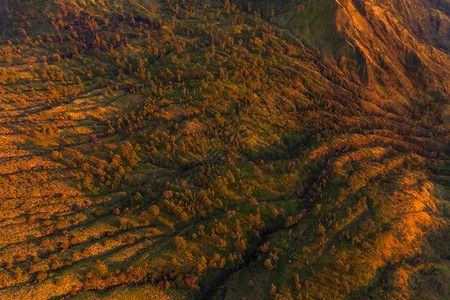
(251, 0), (450, 99)
(0, 0), (448, 299)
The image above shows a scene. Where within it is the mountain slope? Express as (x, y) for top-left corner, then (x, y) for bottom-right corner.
(256, 0), (449, 98)
(0, 0), (448, 299)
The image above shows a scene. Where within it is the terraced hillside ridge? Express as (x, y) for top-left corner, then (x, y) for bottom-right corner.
(0, 0), (448, 299)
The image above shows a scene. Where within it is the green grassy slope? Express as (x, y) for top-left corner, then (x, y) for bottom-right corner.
(0, 0), (448, 299)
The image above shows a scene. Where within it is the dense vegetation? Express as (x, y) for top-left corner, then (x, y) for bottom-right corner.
(0, 0), (448, 299)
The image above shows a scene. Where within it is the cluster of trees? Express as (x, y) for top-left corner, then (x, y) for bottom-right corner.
(61, 142), (141, 193)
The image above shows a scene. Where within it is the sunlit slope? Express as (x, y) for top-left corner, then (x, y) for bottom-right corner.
(0, 0), (448, 299)
(250, 0), (449, 100)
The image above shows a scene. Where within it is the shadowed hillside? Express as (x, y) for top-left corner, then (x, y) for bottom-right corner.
(0, 0), (448, 299)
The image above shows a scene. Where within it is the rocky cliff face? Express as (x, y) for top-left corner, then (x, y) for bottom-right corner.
(258, 0), (450, 99)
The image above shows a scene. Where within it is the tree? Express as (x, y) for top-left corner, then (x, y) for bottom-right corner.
(269, 283), (277, 296)
(265, 258), (274, 270)
(197, 256), (207, 274)
(174, 236), (186, 251)
(150, 205), (160, 216)
(294, 274), (301, 290)
(316, 224), (325, 235)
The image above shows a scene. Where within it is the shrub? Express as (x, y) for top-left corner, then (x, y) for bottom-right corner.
(35, 272), (48, 283)
(27, 215), (36, 224)
(51, 151), (63, 160)
(60, 241), (69, 250)
(93, 260), (109, 278)
(70, 236), (80, 245)
(40, 239), (50, 248)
